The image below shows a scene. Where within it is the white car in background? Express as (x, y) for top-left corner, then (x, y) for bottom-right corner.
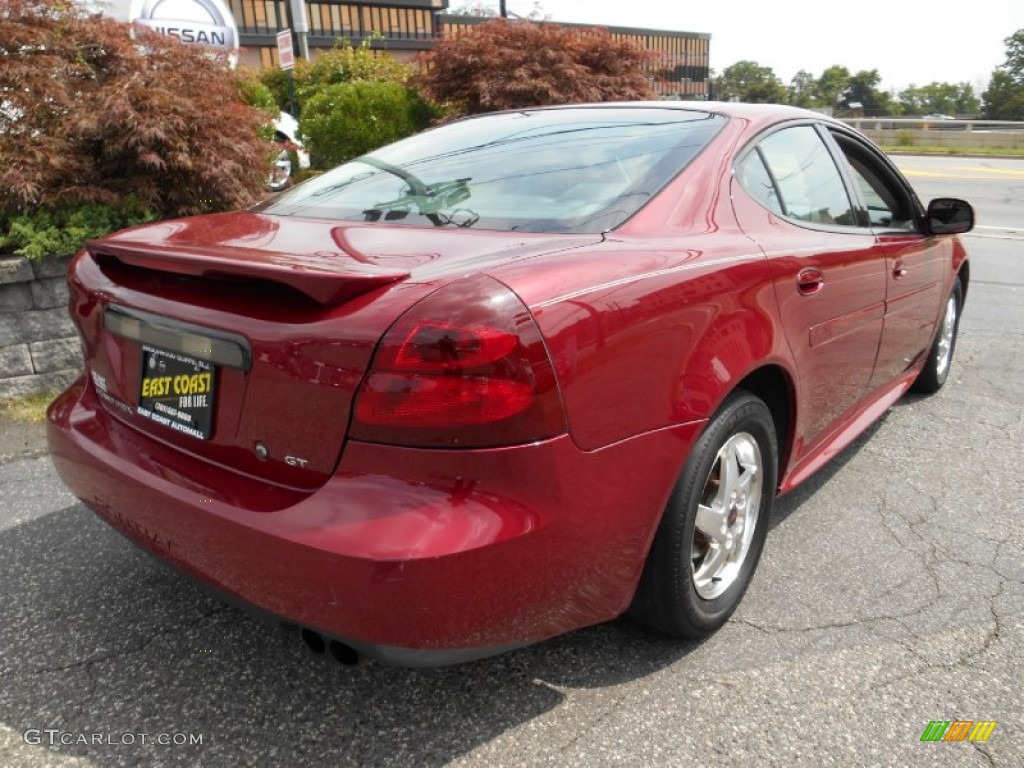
(268, 112), (311, 191)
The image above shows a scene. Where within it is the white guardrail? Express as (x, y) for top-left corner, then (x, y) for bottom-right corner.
(844, 118), (1024, 132)
(842, 118), (1024, 149)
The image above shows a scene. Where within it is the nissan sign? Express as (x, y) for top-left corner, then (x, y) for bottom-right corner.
(129, 0), (239, 66)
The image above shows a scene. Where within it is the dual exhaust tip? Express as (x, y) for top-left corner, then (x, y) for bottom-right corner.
(299, 626), (359, 666)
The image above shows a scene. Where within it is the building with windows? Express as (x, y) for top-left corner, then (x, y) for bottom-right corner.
(230, 2), (709, 97)
(90, 0), (710, 97)
(229, 0), (447, 68)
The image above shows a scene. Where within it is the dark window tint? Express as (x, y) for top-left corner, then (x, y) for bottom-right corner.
(257, 108), (726, 234)
(756, 126), (856, 226)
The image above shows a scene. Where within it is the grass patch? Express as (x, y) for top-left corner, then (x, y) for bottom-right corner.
(879, 144), (1024, 157)
(0, 391), (56, 423)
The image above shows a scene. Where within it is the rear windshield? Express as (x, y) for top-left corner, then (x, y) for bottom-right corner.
(257, 108), (725, 234)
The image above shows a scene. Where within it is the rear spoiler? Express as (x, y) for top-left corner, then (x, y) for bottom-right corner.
(87, 241), (410, 307)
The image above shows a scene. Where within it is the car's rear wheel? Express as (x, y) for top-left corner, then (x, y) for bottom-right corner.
(630, 391), (777, 638)
(912, 276), (963, 394)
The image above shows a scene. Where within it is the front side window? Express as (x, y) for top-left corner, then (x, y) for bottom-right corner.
(257, 108), (726, 234)
(751, 126), (856, 227)
(830, 132), (918, 230)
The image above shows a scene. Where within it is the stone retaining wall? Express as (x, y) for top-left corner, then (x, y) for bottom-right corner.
(0, 255), (82, 398)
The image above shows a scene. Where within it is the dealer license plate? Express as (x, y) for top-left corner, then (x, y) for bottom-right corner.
(137, 345), (216, 440)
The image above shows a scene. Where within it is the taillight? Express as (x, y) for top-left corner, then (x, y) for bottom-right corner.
(351, 275), (566, 448)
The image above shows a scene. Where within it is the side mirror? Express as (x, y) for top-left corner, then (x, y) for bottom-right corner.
(925, 198), (974, 235)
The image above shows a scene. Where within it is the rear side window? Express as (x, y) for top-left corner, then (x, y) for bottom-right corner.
(737, 150), (783, 216)
(747, 126), (856, 227)
(258, 108), (726, 234)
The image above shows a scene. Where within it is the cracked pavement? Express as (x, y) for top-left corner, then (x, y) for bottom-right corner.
(1, 158), (1022, 766)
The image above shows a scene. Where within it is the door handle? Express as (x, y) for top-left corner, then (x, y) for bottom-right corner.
(797, 267), (824, 296)
(893, 260), (907, 279)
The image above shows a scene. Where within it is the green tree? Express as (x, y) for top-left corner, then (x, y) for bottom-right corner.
(788, 69), (820, 108)
(983, 29), (1024, 119)
(983, 70), (1024, 119)
(845, 69), (897, 115)
(956, 83), (983, 115)
(897, 85), (925, 115)
(815, 65), (851, 111)
(715, 61), (786, 104)
(1003, 28), (1024, 80)
(900, 82), (980, 116)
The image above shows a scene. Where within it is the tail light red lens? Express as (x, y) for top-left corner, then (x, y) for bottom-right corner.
(352, 275), (566, 448)
(392, 322), (519, 372)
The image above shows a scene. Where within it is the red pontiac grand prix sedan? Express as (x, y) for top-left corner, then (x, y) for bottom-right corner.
(48, 103), (972, 666)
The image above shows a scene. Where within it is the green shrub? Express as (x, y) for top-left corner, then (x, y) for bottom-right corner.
(298, 40), (412, 103)
(259, 40), (411, 116)
(300, 81), (436, 168)
(236, 69), (281, 142)
(260, 61), (310, 115)
(236, 70), (279, 115)
(897, 129), (916, 147)
(0, 203), (157, 260)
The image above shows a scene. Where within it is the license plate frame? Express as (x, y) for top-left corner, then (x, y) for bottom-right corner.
(137, 345), (216, 440)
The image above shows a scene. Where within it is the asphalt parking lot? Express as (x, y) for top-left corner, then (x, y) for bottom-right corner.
(1, 155), (1021, 767)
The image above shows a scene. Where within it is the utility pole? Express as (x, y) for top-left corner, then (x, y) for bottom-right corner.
(286, 0), (311, 60)
(499, 1), (507, 17)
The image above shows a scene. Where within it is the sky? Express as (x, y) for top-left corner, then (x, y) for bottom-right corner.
(492, 0), (1024, 93)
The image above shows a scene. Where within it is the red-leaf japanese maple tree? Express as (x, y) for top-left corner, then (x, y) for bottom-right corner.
(416, 19), (656, 115)
(0, 0), (274, 218)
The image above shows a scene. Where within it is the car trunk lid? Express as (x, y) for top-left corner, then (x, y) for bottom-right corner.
(70, 212), (599, 490)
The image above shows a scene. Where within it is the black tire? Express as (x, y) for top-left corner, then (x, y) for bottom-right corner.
(630, 391), (777, 638)
(912, 276), (963, 394)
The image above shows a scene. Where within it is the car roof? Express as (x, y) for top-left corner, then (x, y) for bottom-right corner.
(482, 100), (843, 132)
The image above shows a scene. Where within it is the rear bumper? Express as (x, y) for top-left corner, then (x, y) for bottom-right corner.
(48, 376), (702, 664)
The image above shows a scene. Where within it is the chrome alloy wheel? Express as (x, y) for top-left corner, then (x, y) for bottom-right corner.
(691, 432), (763, 600)
(934, 293), (958, 378)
